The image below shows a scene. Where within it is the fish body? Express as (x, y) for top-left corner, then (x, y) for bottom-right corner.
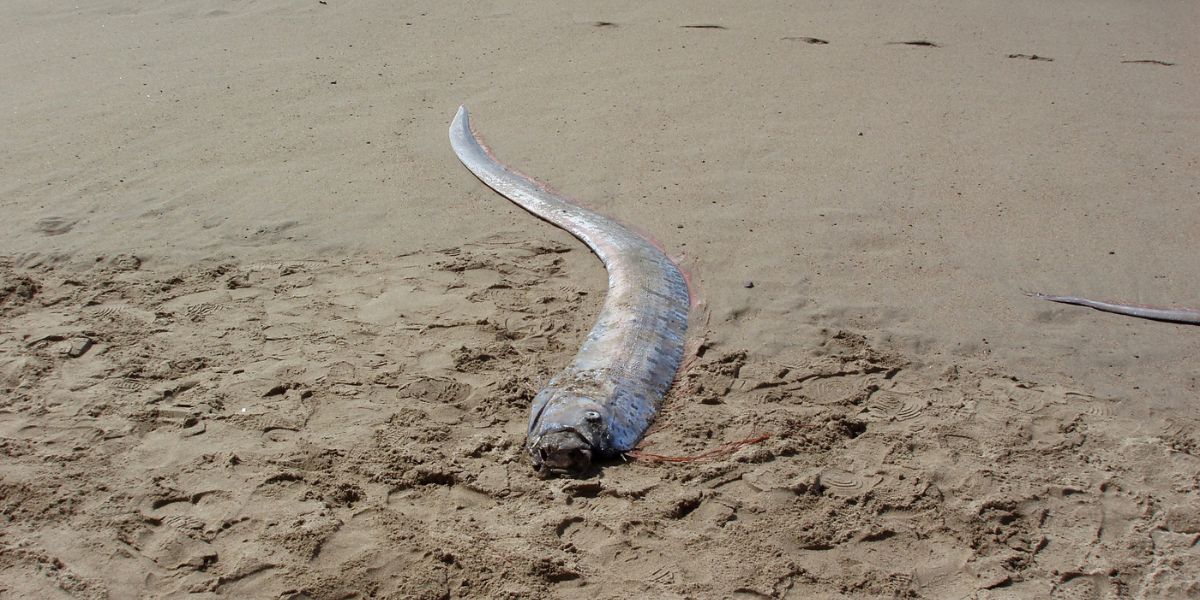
(448, 106), (690, 473)
(1029, 292), (1200, 324)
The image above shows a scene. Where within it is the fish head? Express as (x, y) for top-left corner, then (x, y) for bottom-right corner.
(527, 388), (609, 475)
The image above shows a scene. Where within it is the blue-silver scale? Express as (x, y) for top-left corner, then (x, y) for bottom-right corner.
(449, 106), (690, 474)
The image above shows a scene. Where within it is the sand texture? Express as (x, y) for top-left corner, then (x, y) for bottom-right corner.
(2, 1), (1199, 598)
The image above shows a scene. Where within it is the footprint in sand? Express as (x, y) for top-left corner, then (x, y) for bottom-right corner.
(91, 304), (155, 324)
(817, 468), (882, 497)
(247, 472), (311, 505)
(261, 425), (298, 443)
(388, 485), (495, 519)
(555, 517), (618, 553)
(867, 390), (904, 416)
(397, 376), (472, 404)
(866, 389), (929, 423)
(980, 378), (1055, 414)
(138, 489), (235, 569)
(1022, 386), (1122, 423)
(33, 216), (77, 236)
(799, 376), (861, 405)
(938, 432), (981, 456)
(311, 508), (391, 572)
(1050, 573), (1105, 599)
(894, 400), (926, 421)
(1046, 391), (1121, 422)
(182, 302), (220, 322)
(1080, 401), (1117, 419)
(110, 378), (148, 393)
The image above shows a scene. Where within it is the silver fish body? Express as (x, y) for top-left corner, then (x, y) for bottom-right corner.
(1029, 292), (1200, 324)
(448, 106), (690, 473)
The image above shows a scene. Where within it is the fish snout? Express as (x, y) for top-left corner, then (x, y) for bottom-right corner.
(530, 430), (594, 475)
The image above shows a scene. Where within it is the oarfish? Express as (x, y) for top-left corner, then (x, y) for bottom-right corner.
(448, 106), (691, 474)
(1028, 291), (1200, 324)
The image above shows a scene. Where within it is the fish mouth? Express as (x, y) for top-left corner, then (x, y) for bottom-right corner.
(530, 429), (594, 475)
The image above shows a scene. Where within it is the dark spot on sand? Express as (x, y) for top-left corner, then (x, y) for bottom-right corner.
(782, 36), (828, 44)
(889, 40), (939, 47)
(1008, 53), (1053, 62)
(593, 21), (617, 28)
(1121, 59), (1174, 66)
(681, 24), (726, 30)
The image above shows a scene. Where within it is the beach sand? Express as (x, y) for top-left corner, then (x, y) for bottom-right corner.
(2, 0), (1198, 597)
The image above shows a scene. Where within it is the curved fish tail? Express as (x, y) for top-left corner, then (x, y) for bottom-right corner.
(1028, 291), (1200, 325)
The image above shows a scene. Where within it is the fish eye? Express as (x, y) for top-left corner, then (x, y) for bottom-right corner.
(584, 410), (601, 422)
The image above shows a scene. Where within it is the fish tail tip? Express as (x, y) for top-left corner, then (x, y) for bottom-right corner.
(450, 106), (470, 136)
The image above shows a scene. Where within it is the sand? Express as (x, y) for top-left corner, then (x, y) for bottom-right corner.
(2, 0), (1199, 598)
